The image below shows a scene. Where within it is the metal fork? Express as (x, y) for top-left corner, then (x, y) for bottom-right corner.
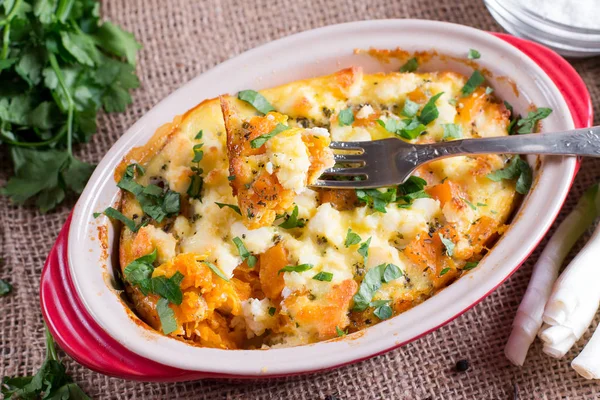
(312, 126), (600, 189)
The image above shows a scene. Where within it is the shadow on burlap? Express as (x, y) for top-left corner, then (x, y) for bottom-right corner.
(1, 0), (599, 398)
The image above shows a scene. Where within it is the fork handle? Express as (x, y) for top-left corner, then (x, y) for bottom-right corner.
(423, 126), (600, 160)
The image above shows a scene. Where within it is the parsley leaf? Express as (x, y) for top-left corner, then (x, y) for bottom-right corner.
(278, 205), (306, 229)
(205, 261), (230, 281)
(442, 123), (462, 140)
(336, 326), (348, 337)
(373, 302), (393, 320)
(439, 233), (455, 257)
(401, 99), (420, 117)
(99, 206), (145, 232)
(215, 202), (242, 215)
(0, 279), (12, 296)
(268, 307), (277, 316)
(515, 108), (552, 134)
(352, 263), (387, 311)
(195, 130), (203, 139)
(462, 261), (479, 271)
(156, 298), (177, 335)
(383, 264), (403, 282)
(461, 70), (485, 96)
(233, 237), (257, 268)
(399, 57), (418, 73)
(397, 176), (430, 206)
(345, 228), (362, 247)
(338, 108), (355, 126)
(468, 49), (481, 59)
(124, 249), (157, 290)
(151, 273), (184, 305)
(439, 267), (451, 276)
(237, 90), (275, 114)
(356, 188), (397, 213)
(313, 271), (334, 282)
(192, 143), (204, 162)
(250, 123), (289, 148)
(486, 156), (532, 194)
(279, 264), (314, 274)
(358, 237), (372, 266)
(419, 92), (445, 126)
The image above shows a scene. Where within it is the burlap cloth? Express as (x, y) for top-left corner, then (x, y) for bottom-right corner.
(1, 0), (599, 398)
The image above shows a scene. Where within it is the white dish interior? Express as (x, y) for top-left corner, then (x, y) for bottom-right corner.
(68, 20), (576, 376)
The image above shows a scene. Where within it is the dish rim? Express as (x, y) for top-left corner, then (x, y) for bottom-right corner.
(66, 19), (577, 375)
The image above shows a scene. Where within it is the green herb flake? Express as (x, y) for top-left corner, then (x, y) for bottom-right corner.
(0, 279), (12, 296)
(228, 175), (236, 181)
(442, 123), (462, 140)
(352, 263), (388, 311)
(439, 267), (451, 277)
(462, 197), (477, 210)
(279, 205), (306, 229)
(373, 303), (393, 320)
(312, 271), (334, 282)
(515, 108), (553, 134)
(338, 108), (355, 126)
(485, 87), (494, 95)
(250, 123), (289, 148)
(383, 264), (403, 283)
(358, 237), (372, 266)
(468, 49), (481, 59)
(150, 274), (184, 305)
(345, 229), (362, 247)
(462, 261), (479, 271)
(205, 261), (230, 281)
(401, 99), (420, 117)
(101, 207), (145, 232)
(237, 90), (275, 114)
(195, 130), (203, 139)
(486, 156), (532, 194)
(124, 249), (157, 290)
(233, 237), (257, 268)
(477, 202), (487, 207)
(215, 202), (242, 215)
(461, 70), (485, 96)
(156, 298), (178, 335)
(397, 176), (430, 207)
(279, 264), (314, 274)
(399, 57), (418, 73)
(419, 92), (445, 126)
(439, 233), (455, 257)
(356, 188), (397, 213)
(192, 143), (204, 163)
(336, 326), (348, 337)
(268, 307), (276, 316)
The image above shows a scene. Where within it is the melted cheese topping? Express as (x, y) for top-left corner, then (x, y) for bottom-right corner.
(118, 66), (517, 349)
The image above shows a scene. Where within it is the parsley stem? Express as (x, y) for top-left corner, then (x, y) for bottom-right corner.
(48, 53), (74, 156)
(44, 325), (58, 362)
(1, 23), (9, 60)
(0, 0), (22, 26)
(56, 0), (74, 23)
(0, 125), (68, 147)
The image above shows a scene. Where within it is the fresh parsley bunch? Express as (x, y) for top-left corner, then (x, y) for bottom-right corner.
(0, 0), (141, 212)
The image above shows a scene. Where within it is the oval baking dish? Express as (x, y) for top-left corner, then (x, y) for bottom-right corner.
(41, 20), (591, 380)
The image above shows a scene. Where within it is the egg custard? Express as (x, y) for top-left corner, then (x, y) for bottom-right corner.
(114, 66), (524, 349)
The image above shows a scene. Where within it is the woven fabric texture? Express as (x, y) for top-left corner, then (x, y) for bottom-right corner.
(1, 0), (599, 398)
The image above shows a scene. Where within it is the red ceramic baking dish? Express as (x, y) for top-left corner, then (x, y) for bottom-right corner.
(40, 20), (592, 381)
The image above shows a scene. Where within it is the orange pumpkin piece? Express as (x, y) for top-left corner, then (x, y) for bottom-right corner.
(317, 189), (361, 211)
(426, 180), (463, 208)
(259, 243), (288, 300)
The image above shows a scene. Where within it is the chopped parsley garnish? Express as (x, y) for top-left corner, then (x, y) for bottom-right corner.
(338, 108), (355, 126)
(485, 86), (494, 95)
(486, 156), (532, 194)
(117, 164), (181, 223)
(278, 205), (306, 229)
(237, 90), (275, 114)
(0, 279), (12, 296)
(195, 130), (203, 139)
(313, 271), (334, 282)
(401, 99), (420, 117)
(504, 100), (520, 134)
(345, 229), (362, 247)
(397, 176), (430, 207)
(468, 49), (481, 59)
(336, 326), (348, 337)
(439, 267), (451, 277)
(192, 143), (204, 163)
(156, 298), (177, 335)
(419, 92), (445, 125)
(377, 118), (425, 140)
(205, 261), (230, 281)
(515, 108), (553, 134)
(278, 264), (314, 274)
(232, 237), (257, 268)
(98, 206), (146, 232)
(442, 123), (462, 140)
(371, 300), (393, 320)
(461, 70), (485, 96)
(462, 261), (479, 271)
(462, 197), (477, 210)
(215, 202), (242, 215)
(477, 202), (487, 207)
(357, 237), (372, 266)
(187, 173), (204, 199)
(250, 123), (289, 148)
(399, 57), (418, 73)
(123, 250), (185, 304)
(268, 307), (277, 316)
(228, 175), (236, 181)
(439, 233), (455, 257)
(352, 263), (401, 311)
(356, 188), (397, 213)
